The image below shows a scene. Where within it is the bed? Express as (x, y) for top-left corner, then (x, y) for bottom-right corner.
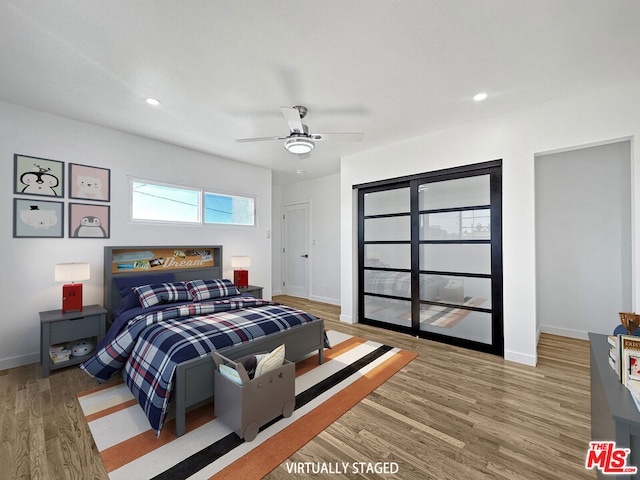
(80, 245), (326, 437)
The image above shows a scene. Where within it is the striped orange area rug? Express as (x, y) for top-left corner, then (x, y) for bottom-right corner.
(77, 330), (416, 480)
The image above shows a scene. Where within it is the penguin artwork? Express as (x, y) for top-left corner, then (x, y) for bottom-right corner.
(73, 216), (106, 237)
(20, 164), (60, 196)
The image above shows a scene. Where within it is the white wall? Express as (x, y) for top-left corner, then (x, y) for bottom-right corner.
(272, 174), (341, 305)
(341, 79), (640, 366)
(0, 101), (273, 370)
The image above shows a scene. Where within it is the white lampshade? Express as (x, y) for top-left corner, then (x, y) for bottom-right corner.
(55, 263), (90, 283)
(284, 137), (315, 155)
(231, 256), (251, 269)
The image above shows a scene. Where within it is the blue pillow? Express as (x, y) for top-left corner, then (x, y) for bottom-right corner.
(185, 279), (240, 302)
(114, 273), (176, 313)
(133, 282), (191, 308)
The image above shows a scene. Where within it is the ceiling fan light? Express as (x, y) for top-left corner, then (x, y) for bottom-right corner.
(284, 137), (315, 154)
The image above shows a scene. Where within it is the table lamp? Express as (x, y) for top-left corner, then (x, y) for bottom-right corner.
(55, 262), (90, 314)
(231, 256), (251, 288)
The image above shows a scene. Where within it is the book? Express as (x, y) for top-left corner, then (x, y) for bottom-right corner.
(50, 356), (70, 364)
(49, 347), (71, 364)
(609, 335), (620, 378)
(49, 343), (67, 353)
(620, 335), (640, 386)
(608, 334), (640, 413)
(631, 354), (640, 381)
(626, 378), (640, 412)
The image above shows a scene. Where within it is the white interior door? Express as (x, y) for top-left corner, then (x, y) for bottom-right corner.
(283, 202), (310, 298)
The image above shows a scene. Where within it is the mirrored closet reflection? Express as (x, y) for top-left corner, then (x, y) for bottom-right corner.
(357, 160), (503, 356)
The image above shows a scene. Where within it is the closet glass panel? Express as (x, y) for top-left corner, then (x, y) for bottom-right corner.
(365, 244), (410, 269)
(420, 209), (490, 240)
(418, 175), (489, 210)
(364, 188), (410, 215)
(419, 308), (493, 344)
(419, 274), (492, 309)
(362, 187), (411, 328)
(363, 296), (412, 328)
(418, 174), (492, 345)
(364, 216), (410, 241)
(420, 243), (491, 274)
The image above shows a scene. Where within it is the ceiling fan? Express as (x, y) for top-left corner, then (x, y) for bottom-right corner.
(236, 105), (364, 159)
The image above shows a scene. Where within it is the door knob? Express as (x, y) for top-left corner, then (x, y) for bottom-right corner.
(301, 254), (309, 258)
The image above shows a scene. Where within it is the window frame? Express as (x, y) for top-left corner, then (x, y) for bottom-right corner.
(129, 176), (256, 228)
(203, 190), (256, 227)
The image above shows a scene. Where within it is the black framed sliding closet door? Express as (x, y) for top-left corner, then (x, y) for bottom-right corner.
(357, 160), (503, 356)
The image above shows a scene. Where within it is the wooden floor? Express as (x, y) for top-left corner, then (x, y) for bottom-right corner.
(0, 295), (596, 479)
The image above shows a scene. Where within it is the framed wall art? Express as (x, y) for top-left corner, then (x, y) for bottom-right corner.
(69, 163), (111, 202)
(13, 154), (64, 198)
(69, 203), (110, 238)
(13, 198), (64, 238)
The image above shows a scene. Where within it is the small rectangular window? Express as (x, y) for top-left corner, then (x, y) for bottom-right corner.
(204, 192), (255, 226)
(131, 180), (201, 223)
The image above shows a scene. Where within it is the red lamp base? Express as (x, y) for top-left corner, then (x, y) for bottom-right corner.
(62, 283), (83, 314)
(234, 270), (248, 288)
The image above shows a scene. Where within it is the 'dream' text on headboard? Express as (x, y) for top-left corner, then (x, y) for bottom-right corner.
(111, 248), (214, 273)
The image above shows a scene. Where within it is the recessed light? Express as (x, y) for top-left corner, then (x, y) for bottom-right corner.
(296, 169), (305, 175)
(473, 92), (488, 102)
(145, 98), (161, 106)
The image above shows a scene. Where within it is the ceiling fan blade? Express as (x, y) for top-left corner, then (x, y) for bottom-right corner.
(236, 135), (287, 143)
(309, 133), (364, 142)
(280, 106), (304, 134)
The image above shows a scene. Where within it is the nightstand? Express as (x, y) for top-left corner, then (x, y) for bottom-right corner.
(238, 285), (263, 299)
(40, 304), (107, 378)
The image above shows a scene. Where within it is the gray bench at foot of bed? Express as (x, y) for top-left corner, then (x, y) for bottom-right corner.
(172, 318), (325, 437)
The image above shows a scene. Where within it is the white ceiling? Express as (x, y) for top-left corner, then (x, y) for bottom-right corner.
(1, 1), (639, 185)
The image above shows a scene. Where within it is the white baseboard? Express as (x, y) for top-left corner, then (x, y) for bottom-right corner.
(272, 289), (283, 296)
(309, 294), (340, 306)
(0, 352), (39, 371)
(539, 324), (589, 340)
(504, 324), (588, 366)
(504, 349), (537, 366)
(339, 313), (356, 324)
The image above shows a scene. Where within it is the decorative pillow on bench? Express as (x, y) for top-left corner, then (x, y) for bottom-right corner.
(217, 345), (285, 386)
(219, 364), (244, 385)
(254, 344), (285, 377)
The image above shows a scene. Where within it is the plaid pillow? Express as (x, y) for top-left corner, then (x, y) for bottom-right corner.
(185, 279), (240, 302)
(133, 282), (191, 308)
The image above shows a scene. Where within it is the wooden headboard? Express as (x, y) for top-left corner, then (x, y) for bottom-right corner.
(104, 245), (223, 319)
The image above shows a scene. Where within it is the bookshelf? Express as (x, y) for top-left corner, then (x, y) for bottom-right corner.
(590, 332), (640, 478)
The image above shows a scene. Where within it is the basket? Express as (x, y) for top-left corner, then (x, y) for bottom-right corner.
(211, 351), (295, 441)
(619, 312), (640, 335)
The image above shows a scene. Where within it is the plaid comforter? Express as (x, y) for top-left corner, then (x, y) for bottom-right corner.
(80, 297), (319, 435)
